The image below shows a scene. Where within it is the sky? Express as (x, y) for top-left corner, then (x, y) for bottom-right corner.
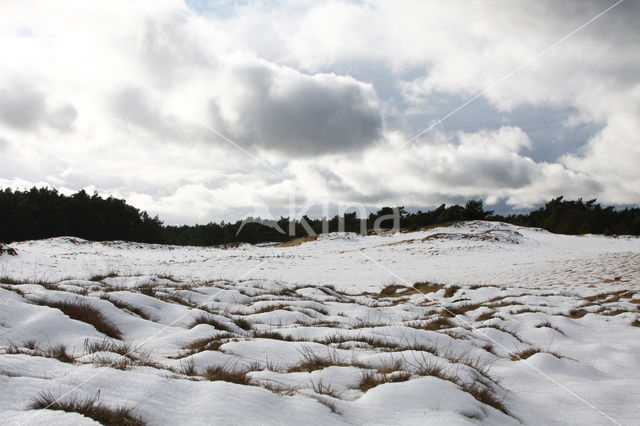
(0, 0), (638, 225)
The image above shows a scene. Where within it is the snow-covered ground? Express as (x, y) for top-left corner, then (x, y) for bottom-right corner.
(1, 221), (639, 425)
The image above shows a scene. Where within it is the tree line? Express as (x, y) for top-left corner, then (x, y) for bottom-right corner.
(1, 187), (639, 245)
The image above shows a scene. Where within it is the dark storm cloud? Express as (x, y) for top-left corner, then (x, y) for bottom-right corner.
(212, 64), (383, 157)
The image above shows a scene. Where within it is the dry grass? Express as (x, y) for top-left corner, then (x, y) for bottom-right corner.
(566, 309), (589, 319)
(444, 285), (461, 298)
(459, 382), (507, 414)
(177, 333), (234, 357)
(258, 381), (298, 395)
(0, 276), (53, 286)
(179, 359), (198, 376)
(479, 324), (524, 343)
(510, 307), (542, 315)
(1, 284), (26, 296)
(584, 290), (632, 303)
(41, 299), (122, 340)
(278, 235), (318, 247)
(315, 333), (397, 351)
(101, 295), (150, 321)
(600, 308), (629, 317)
(89, 271), (119, 282)
(90, 354), (135, 370)
(407, 316), (455, 331)
(376, 358), (405, 374)
(380, 282), (444, 297)
(202, 365), (251, 385)
(510, 347), (540, 360)
(288, 347), (348, 372)
(475, 311), (495, 322)
(30, 391), (144, 425)
(137, 285), (156, 297)
(510, 347), (562, 361)
(83, 338), (160, 370)
(482, 343), (497, 355)
(234, 317), (253, 331)
(535, 321), (565, 335)
(408, 352), (507, 414)
(487, 300), (525, 309)
(188, 313), (234, 332)
(396, 340), (438, 354)
(311, 379), (342, 398)
(413, 359), (453, 381)
(252, 303), (290, 314)
(442, 303), (482, 317)
(47, 343), (75, 363)
(7, 341), (75, 363)
(358, 369), (410, 392)
(253, 330), (296, 341)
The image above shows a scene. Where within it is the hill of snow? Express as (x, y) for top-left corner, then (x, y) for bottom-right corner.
(1, 221), (639, 425)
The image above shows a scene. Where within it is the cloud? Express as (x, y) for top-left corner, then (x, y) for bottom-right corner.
(0, 84), (47, 130)
(0, 84), (77, 132)
(209, 60), (384, 156)
(214, 0), (639, 206)
(277, 126), (602, 211)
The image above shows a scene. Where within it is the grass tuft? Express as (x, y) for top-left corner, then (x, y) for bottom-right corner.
(188, 313), (234, 332)
(202, 365), (251, 385)
(311, 379), (342, 398)
(47, 343), (75, 363)
(408, 316), (455, 331)
(234, 317), (253, 331)
(444, 285), (461, 298)
(288, 347), (347, 372)
(40, 299), (122, 340)
(358, 369), (410, 392)
(8, 341), (75, 363)
(30, 391), (145, 425)
(100, 295), (150, 321)
(459, 382), (507, 414)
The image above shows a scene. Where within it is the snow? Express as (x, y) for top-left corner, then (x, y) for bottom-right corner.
(1, 221), (639, 425)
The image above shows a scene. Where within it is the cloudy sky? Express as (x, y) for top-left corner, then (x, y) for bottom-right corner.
(0, 0), (638, 224)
